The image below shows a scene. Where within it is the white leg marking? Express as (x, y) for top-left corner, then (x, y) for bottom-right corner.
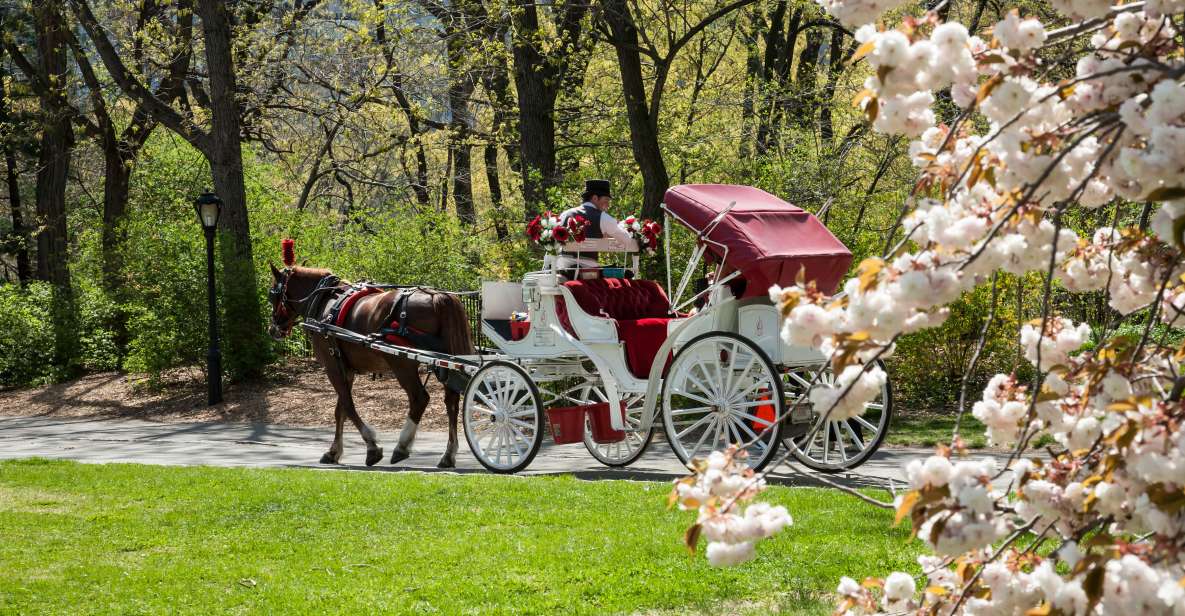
(396, 418), (419, 453)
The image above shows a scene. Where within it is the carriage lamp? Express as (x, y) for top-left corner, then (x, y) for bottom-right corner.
(194, 191), (223, 405)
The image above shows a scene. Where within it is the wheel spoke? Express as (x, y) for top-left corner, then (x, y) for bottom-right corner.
(670, 405), (714, 417)
(732, 409), (775, 427)
(687, 417), (716, 459)
(843, 420), (866, 451)
(726, 354), (758, 401)
(683, 367), (718, 403)
(833, 423), (849, 462)
(676, 413), (715, 439)
(853, 415), (879, 432)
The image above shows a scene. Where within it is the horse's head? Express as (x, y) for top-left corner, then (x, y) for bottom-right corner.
(268, 262), (300, 339)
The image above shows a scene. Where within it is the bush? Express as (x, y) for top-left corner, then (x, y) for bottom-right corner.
(0, 282), (57, 387)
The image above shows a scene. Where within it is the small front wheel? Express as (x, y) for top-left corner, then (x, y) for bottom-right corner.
(462, 360), (544, 473)
(661, 332), (784, 471)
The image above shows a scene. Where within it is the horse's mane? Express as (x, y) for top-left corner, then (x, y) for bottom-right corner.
(292, 265), (334, 279)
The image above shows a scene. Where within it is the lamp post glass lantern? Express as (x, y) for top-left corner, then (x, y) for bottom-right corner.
(195, 192), (223, 405)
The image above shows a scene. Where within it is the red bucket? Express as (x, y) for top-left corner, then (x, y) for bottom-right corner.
(586, 402), (626, 444)
(546, 405), (586, 444)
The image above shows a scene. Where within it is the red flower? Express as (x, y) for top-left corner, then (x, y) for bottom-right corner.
(644, 221), (663, 236)
(526, 215), (542, 241)
(552, 225), (570, 242)
(567, 215), (589, 242)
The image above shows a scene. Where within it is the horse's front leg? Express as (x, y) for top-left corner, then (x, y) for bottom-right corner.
(320, 353), (355, 465)
(321, 394), (346, 464)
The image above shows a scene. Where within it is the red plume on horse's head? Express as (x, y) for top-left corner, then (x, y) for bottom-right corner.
(281, 238), (296, 267)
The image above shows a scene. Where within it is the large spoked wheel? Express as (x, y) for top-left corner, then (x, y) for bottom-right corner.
(462, 361), (545, 474)
(661, 332), (784, 471)
(783, 360), (893, 473)
(578, 387), (654, 467)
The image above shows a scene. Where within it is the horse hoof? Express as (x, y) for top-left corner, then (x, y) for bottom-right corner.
(436, 456), (455, 469)
(390, 450), (409, 464)
(320, 453), (340, 465)
(365, 448), (383, 467)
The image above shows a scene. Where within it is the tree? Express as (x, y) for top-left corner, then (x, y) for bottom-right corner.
(598, 0), (758, 221)
(71, 0), (271, 378)
(508, 0), (593, 216)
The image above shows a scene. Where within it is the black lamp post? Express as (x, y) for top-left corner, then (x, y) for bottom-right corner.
(194, 192), (223, 405)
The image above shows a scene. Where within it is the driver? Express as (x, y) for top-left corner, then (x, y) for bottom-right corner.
(555, 179), (634, 273)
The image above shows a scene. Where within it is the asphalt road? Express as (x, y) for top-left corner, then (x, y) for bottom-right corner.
(0, 416), (1018, 489)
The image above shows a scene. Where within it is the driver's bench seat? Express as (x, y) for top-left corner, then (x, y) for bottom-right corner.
(557, 277), (672, 378)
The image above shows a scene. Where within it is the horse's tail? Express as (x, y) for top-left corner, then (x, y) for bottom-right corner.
(434, 291), (475, 356)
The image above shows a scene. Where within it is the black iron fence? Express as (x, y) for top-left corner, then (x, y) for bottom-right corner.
(455, 291), (493, 351)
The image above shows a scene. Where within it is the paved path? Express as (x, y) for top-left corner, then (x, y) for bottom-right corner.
(0, 416), (1017, 488)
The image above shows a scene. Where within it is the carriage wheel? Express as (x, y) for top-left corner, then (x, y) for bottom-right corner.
(661, 332), (784, 472)
(462, 360), (544, 474)
(782, 360), (893, 473)
(577, 387), (654, 467)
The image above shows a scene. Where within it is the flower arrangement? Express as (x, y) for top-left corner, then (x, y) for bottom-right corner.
(618, 215), (662, 254)
(526, 212), (588, 252)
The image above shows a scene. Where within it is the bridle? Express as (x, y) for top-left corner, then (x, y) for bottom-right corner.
(269, 269), (341, 336)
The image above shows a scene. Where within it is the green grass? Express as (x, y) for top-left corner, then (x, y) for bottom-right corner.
(0, 460), (922, 615)
(886, 412), (1055, 450)
(886, 412), (989, 448)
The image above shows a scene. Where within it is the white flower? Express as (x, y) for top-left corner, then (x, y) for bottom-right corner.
(706, 540), (756, 567)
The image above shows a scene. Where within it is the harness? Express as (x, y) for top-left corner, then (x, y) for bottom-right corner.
(306, 281), (465, 393)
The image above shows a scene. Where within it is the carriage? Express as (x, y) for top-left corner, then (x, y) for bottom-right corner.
(303, 184), (893, 474)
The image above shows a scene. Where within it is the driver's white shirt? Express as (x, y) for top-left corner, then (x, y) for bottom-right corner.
(547, 204), (636, 270)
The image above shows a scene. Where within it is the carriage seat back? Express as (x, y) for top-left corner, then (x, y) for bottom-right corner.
(561, 278), (670, 321)
(560, 278), (671, 379)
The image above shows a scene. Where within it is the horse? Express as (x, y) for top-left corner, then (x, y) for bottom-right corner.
(266, 256), (474, 468)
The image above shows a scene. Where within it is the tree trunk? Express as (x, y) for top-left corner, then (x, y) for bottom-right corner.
(739, 11), (761, 164)
(602, 0), (668, 222)
(447, 68), (476, 224)
(34, 0), (78, 374)
(196, 0), (268, 379)
(0, 55), (30, 285)
(511, 19), (559, 218)
(818, 29), (847, 144)
(484, 142), (508, 240)
(787, 27), (821, 128)
(100, 135), (131, 292)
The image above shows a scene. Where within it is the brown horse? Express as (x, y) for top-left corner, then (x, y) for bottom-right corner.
(267, 263), (474, 468)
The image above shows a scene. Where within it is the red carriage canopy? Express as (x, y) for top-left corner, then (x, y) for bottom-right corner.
(663, 184), (853, 297)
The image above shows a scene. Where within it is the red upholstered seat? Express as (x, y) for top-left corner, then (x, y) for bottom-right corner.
(558, 278), (672, 378)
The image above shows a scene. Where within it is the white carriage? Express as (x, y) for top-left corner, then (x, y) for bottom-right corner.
(463, 184), (894, 474)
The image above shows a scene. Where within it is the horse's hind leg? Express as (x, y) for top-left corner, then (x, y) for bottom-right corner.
(439, 388), (460, 468)
(388, 360), (429, 464)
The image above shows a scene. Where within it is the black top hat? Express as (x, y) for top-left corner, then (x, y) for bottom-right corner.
(584, 179), (611, 197)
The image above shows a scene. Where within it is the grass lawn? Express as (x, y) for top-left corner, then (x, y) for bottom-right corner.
(885, 411), (989, 448)
(0, 459), (921, 615)
(885, 411), (1054, 450)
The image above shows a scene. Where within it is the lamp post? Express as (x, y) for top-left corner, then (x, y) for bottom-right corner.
(194, 192), (223, 405)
